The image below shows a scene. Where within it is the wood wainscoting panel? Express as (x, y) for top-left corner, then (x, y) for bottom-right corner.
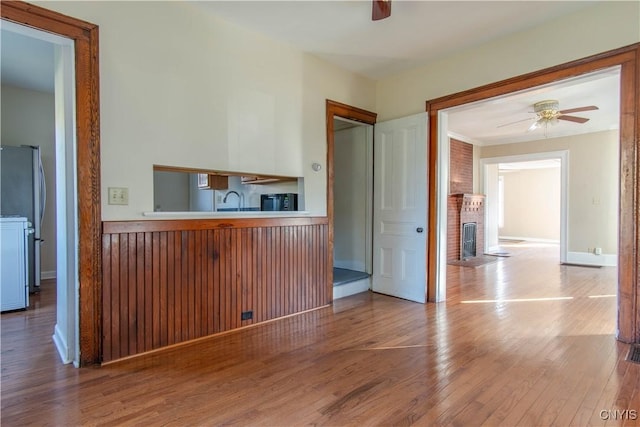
(101, 219), (329, 362)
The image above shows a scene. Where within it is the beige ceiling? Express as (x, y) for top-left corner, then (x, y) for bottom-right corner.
(196, 1), (617, 144)
(195, 1), (598, 79)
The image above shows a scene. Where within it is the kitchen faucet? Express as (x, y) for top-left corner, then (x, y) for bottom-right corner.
(223, 190), (243, 211)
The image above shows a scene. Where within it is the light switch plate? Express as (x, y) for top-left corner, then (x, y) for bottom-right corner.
(108, 187), (129, 205)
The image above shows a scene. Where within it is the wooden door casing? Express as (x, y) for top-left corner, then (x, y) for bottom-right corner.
(1, 1), (102, 365)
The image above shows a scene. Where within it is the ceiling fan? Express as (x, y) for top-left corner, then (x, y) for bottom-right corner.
(498, 100), (599, 132)
(372, 0), (391, 21)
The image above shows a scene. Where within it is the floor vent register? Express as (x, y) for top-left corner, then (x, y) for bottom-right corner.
(627, 345), (640, 364)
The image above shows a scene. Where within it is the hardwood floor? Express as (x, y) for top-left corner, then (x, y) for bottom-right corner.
(2, 244), (639, 426)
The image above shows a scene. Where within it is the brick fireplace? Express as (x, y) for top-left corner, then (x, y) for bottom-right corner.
(447, 138), (485, 261)
(447, 194), (485, 261)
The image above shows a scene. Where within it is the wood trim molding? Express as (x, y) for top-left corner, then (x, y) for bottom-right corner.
(325, 100), (377, 303)
(426, 45), (637, 112)
(2, 1), (102, 365)
(326, 100), (378, 124)
(103, 217), (329, 234)
(426, 43), (640, 343)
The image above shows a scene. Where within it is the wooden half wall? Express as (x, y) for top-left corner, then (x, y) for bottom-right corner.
(101, 217), (329, 362)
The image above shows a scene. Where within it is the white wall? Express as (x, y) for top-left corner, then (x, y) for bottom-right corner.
(1, 85), (57, 278)
(376, 1), (639, 121)
(30, 1), (638, 223)
(500, 167), (561, 241)
(37, 1), (376, 220)
(153, 170), (189, 212)
(481, 130), (619, 254)
(334, 126), (368, 272)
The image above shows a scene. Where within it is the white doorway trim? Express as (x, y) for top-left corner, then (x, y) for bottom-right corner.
(2, 20), (79, 366)
(479, 150), (569, 263)
(434, 110), (450, 303)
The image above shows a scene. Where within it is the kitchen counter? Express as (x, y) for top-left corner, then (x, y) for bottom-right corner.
(142, 210), (311, 219)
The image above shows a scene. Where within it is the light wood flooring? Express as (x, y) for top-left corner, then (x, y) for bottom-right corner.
(2, 243), (639, 426)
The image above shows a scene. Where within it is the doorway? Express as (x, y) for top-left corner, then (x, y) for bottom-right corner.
(326, 101), (429, 304)
(426, 44), (639, 343)
(482, 153), (568, 260)
(2, 3), (101, 365)
(325, 100), (377, 301)
(332, 117), (373, 299)
(1, 20), (78, 364)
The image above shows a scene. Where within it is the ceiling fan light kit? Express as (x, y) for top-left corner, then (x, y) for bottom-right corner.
(534, 100), (560, 117)
(498, 99), (599, 137)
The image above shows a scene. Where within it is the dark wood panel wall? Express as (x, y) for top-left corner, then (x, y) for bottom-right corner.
(101, 218), (329, 362)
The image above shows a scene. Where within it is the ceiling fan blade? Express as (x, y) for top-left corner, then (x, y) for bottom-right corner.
(558, 115), (590, 124)
(558, 105), (598, 115)
(372, 0), (391, 21)
(527, 120), (540, 132)
(496, 117), (533, 128)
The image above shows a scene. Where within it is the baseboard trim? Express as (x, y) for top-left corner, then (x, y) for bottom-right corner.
(41, 270), (56, 280)
(499, 236), (560, 244)
(53, 324), (73, 365)
(333, 277), (370, 300)
(566, 251), (617, 267)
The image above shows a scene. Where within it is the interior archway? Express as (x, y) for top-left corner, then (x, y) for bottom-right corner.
(426, 44), (640, 343)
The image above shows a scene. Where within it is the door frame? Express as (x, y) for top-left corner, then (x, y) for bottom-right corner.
(480, 150), (569, 260)
(426, 43), (640, 343)
(2, 2), (102, 365)
(333, 116), (375, 274)
(326, 100), (377, 299)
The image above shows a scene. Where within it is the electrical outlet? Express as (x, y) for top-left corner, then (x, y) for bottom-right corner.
(108, 187), (129, 205)
(595, 247), (602, 255)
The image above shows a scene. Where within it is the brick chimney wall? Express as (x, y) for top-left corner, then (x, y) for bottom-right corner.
(448, 139), (483, 261)
(449, 139), (473, 194)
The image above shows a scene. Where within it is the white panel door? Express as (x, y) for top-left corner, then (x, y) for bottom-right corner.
(373, 113), (428, 303)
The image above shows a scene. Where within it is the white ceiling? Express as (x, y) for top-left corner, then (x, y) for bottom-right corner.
(446, 67), (621, 145)
(195, 1), (597, 80)
(1, 1), (618, 145)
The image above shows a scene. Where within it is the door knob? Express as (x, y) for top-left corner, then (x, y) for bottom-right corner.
(416, 227), (424, 233)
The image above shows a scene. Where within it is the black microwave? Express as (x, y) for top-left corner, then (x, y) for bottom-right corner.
(261, 193), (298, 211)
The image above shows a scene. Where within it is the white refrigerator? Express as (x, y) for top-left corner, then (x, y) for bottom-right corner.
(0, 217), (31, 311)
(0, 145), (45, 293)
